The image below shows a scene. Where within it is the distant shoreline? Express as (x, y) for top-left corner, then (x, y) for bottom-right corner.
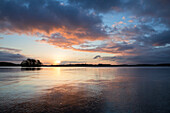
(43, 64), (170, 67)
(0, 62), (170, 67)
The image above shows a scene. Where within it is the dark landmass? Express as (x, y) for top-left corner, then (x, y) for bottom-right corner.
(46, 63), (170, 67)
(1, 62), (170, 67)
(0, 62), (20, 66)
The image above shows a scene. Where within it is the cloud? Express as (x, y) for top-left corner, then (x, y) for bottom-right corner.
(0, 0), (107, 41)
(121, 25), (155, 36)
(0, 47), (21, 53)
(68, 0), (123, 13)
(122, 16), (125, 20)
(128, 20), (133, 23)
(0, 51), (26, 62)
(150, 30), (170, 46)
(71, 40), (136, 55)
(0, 47), (26, 63)
(127, 29), (170, 47)
(97, 46), (170, 64)
(60, 60), (86, 64)
(101, 56), (116, 61)
(37, 33), (80, 49)
(69, 0), (170, 26)
(93, 55), (101, 59)
(112, 21), (125, 27)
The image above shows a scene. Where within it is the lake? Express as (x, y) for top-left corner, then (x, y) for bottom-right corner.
(0, 67), (170, 113)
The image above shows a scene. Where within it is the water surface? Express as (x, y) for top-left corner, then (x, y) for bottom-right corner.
(0, 67), (170, 113)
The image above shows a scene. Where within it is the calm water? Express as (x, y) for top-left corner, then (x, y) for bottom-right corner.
(0, 67), (170, 113)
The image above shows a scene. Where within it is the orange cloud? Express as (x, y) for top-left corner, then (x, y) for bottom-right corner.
(128, 20), (133, 23)
(122, 16), (125, 20)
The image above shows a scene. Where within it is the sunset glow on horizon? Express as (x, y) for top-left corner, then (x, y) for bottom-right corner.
(55, 60), (61, 65)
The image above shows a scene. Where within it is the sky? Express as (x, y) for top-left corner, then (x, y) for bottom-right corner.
(0, 0), (170, 65)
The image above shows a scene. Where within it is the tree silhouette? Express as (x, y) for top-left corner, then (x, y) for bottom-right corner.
(21, 58), (42, 67)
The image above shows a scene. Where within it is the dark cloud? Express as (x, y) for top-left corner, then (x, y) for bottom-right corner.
(101, 56), (116, 61)
(97, 46), (170, 64)
(73, 41), (136, 55)
(120, 25), (156, 37)
(150, 30), (170, 46)
(0, 47), (26, 63)
(130, 0), (170, 20)
(69, 0), (170, 16)
(107, 44), (134, 51)
(69, 0), (123, 12)
(60, 60), (86, 64)
(0, 0), (107, 40)
(128, 29), (170, 47)
(0, 51), (26, 62)
(0, 47), (21, 52)
(93, 55), (101, 59)
(69, 0), (170, 26)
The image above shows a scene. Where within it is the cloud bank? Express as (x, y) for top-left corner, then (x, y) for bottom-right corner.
(0, 51), (26, 62)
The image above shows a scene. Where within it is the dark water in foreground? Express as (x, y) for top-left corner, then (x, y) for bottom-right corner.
(0, 67), (170, 113)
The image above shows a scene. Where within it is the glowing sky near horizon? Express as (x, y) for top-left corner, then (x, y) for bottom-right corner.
(0, 0), (170, 64)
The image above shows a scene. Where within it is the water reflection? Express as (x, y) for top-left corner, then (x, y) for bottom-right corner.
(2, 85), (105, 113)
(21, 67), (42, 71)
(0, 67), (170, 113)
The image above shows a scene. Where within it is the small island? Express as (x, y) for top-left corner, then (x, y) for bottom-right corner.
(21, 58), (42, 67)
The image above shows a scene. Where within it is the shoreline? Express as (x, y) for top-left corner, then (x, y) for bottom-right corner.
(0, 65), (170, 67)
